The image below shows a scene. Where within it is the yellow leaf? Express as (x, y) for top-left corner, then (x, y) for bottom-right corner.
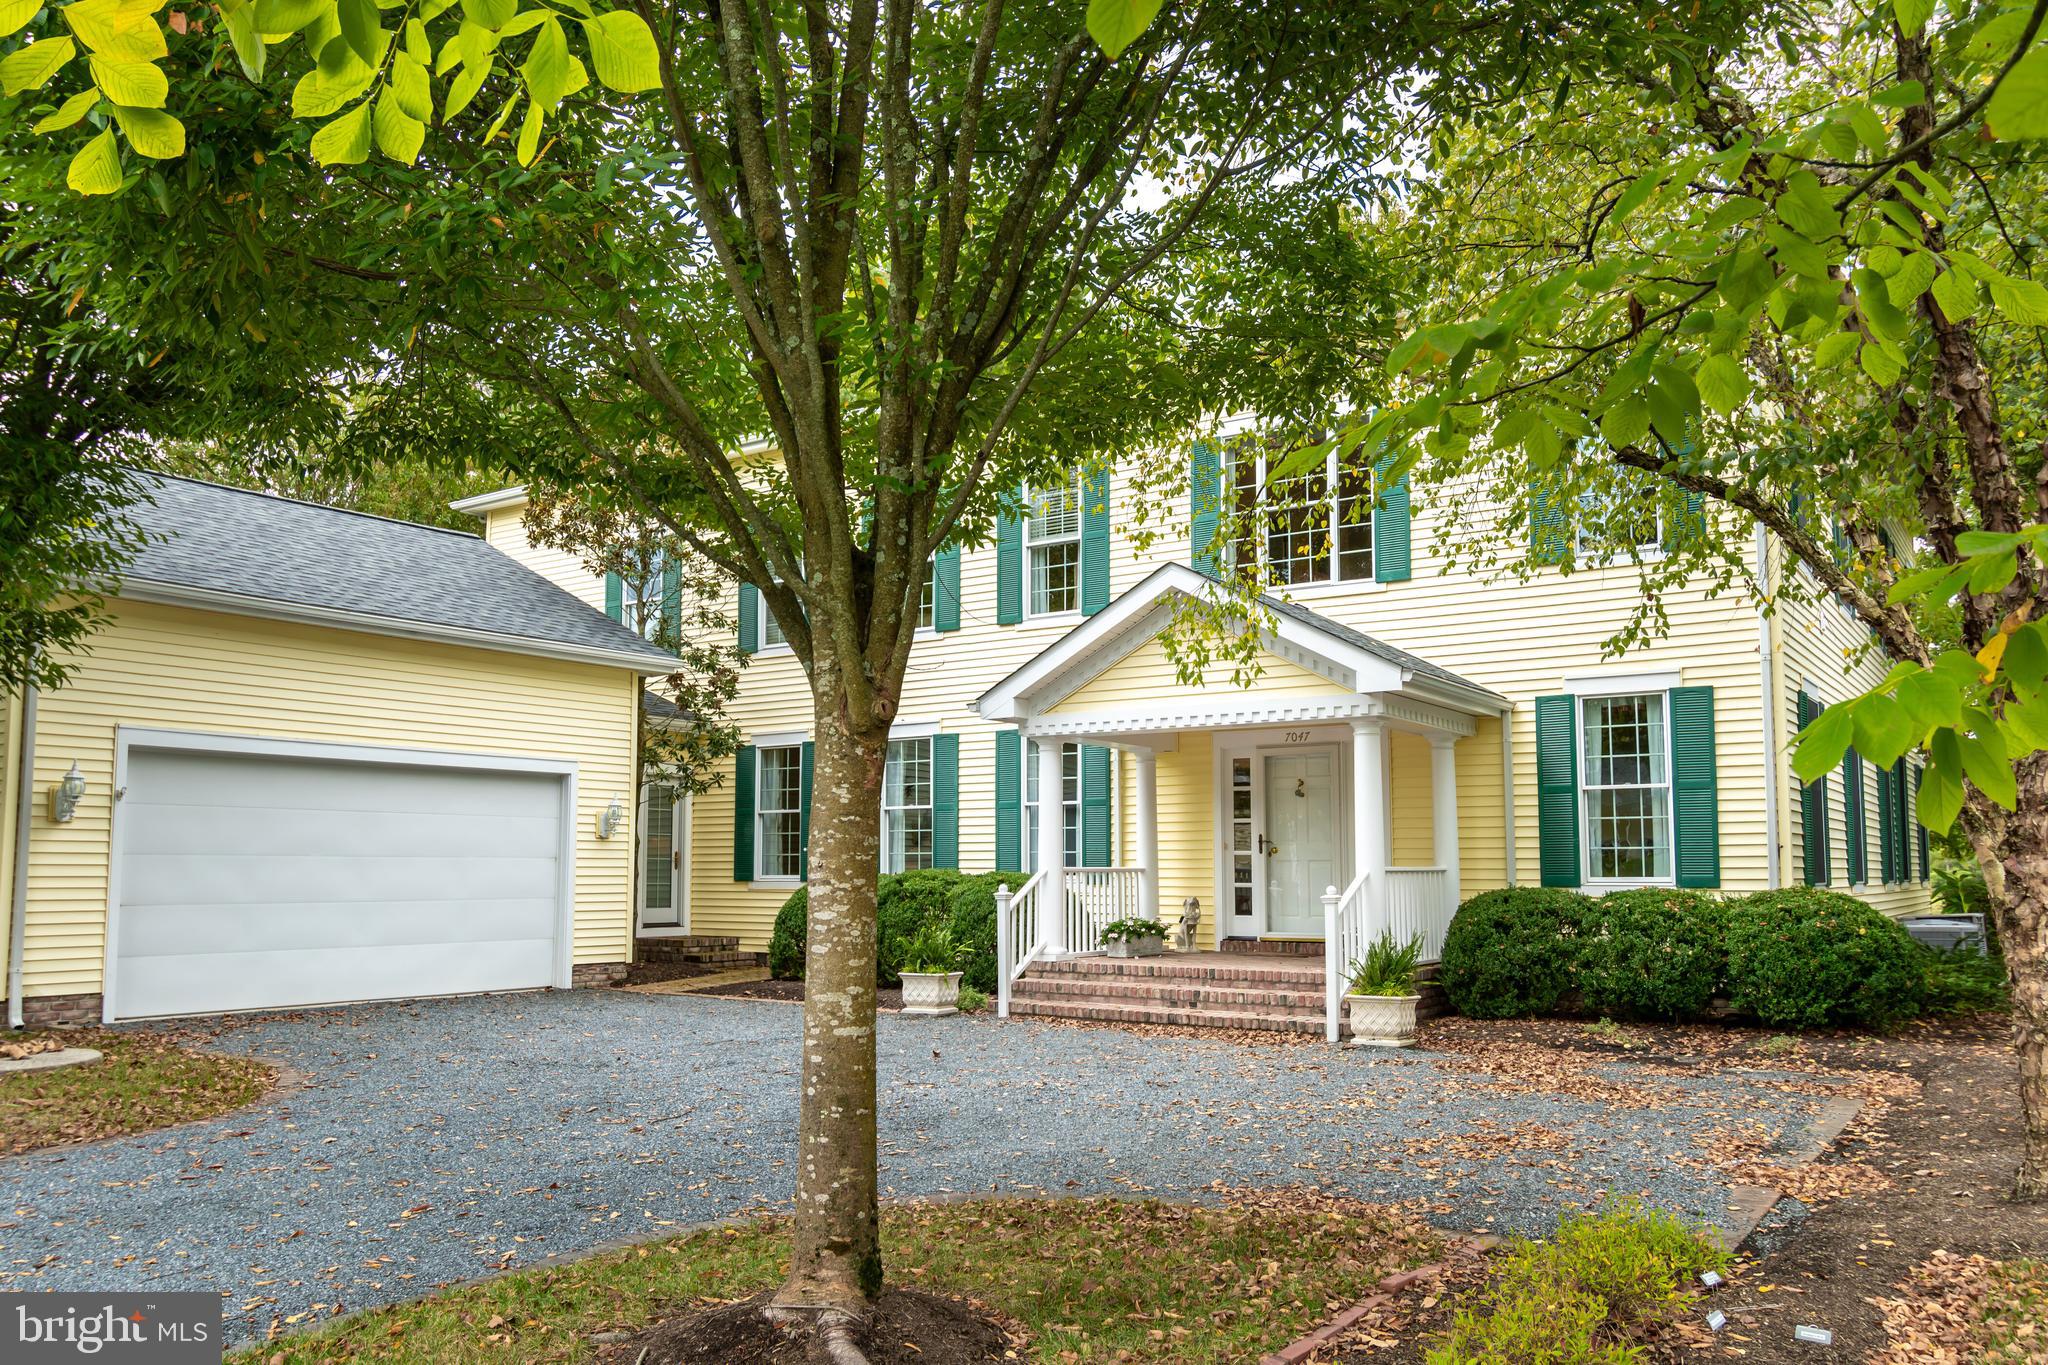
(309, 98), (372, 164)
(111, 101), (182, 157)
(1977, 632), (2009, 678)
(63, 0), (167, 60)
(87, 50), (166, 105)
(66, 124), (123, 193)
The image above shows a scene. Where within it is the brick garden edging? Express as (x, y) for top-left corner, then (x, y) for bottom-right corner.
(1257, 1236), (1494, 1365)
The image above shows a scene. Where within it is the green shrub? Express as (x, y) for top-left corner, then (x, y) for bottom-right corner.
(1347, 930), (1424, 997)
(1426, 1202), (1727, 1365)
(1439, 888), (1594, 1019)
(1576, 889), (1729, 1021)
(956, 985), (989, 1014)
(769, 887), (808, 979)
(945, 871), (1028, 995)
(1724, 887), (1925, 1029)
(1921, 946), (2009, 1016)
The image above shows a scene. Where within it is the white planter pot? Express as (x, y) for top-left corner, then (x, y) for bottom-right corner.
(1105, 935), (1165, 958)
(1346, 993), (1421, 1047)
(899, 971), (963, 1016)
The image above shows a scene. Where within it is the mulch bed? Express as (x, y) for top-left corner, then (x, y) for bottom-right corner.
(696, 978), (908, 1011)
(603, 1287), (1014, 1364)
(1316, 1012), (2048, 1363)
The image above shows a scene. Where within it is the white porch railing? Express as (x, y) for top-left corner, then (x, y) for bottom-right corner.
(1065, 867), (1147, 955)
(1322, 873), (1370, 1043)
(994, 870), (1048, 1019)
(1385, 866), (1453, 963)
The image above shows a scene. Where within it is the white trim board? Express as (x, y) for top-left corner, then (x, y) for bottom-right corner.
(1562, 670), (1683, 696)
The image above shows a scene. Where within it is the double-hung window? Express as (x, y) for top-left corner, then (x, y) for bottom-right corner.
(917, 560), (936, 631)
(882, 737), (934, 872)
(755, 745), (804, 880)
(619, 551), (668, 643)
(1579, 692), (1673, 883)
(1227, 445), (1372, 586)
(1576, 486), (1662, 561)
(1025, 476), (1082, 615)
(1022, 740), (1082, 870)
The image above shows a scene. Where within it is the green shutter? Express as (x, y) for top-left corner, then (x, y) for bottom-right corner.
(996, 502), (1023, 625)
(1892, 760), (1911, 883)
(1843, 748), (1866, 885)
(934, 546), (962, 633)
(1080, 743), (1112, 867)
(932, 732), (959, 869)
(605, 571), (623, 621)
(1666, 491), (1707, 552)
(1529, 484), (1569, 567)
(733, 745), (757, 881)
(798, 740), (814, 881)
(1798, 692), (1830, 885)
(1914, 766), (1929, 881)
(1875, 739), (1895, 884)
(1373, 452), (1412, 583)
(1534, 694), (1580, 887)
(1081, 466), (1111, 616)
(738, 582), (759, 655)
(660, 558), (681, 646)
(1189, 441), (1221, 575)
(1670, 685), (1720, 888)
(993, 729), (1022, 871)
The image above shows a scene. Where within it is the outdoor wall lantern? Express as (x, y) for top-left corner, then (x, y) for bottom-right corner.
(48, 762), (87, 823)
(597, 795), (625, 840)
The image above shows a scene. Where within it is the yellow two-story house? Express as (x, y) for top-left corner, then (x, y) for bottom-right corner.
(458, 441), (1932, 1035)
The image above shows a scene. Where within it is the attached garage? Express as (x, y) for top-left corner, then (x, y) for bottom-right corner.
(108, 734), (575, 1020)
(0, 471), (676, 1025)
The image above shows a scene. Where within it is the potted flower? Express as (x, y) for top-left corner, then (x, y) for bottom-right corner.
(1344, 931), (1424, 1047)
(897, 924), (966, 1016)
(1100, 917), (1166, 958)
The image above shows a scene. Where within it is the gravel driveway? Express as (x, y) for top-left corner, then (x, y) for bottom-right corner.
(0, 990), (1827, 1344)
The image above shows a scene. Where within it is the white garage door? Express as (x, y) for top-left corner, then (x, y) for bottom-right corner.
(112, 742), (567, 1020)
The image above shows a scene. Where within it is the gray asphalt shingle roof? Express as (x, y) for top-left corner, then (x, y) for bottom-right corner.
(121, 471), (676, 668)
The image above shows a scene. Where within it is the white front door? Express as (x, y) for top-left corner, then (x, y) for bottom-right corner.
(639, 785), (684, 929)
(1261, 746), (1340, 937)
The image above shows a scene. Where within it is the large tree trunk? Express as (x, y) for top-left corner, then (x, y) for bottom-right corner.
(1979, 759), (2048, 1200)
(769, 683), (888, 1333)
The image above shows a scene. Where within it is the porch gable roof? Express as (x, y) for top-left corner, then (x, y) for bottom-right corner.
(973, 563), (1505, 727)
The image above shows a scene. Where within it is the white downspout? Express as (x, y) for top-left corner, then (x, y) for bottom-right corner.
(8, 679), (38, 1029)
(1755, 525), (1782, 890)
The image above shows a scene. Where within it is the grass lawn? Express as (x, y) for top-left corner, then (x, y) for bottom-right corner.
(228, 1196), (1445, 1364)
(0, 1028), (273, 1155)
(1977, 1259), (2048, 1362)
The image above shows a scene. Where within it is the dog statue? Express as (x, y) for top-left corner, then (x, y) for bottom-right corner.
(1171, 897), (1202, 952)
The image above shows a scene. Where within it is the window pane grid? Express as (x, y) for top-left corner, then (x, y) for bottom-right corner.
(884, 737), (934, 872)
(1025, 477), (1082, 615)
(1580, 694), (1672, 881)
(1227, 449), (1374, 587)
(1022, 741), (1084, 872)
(918, 561), (936, 629)
(757, 746), (803, 879)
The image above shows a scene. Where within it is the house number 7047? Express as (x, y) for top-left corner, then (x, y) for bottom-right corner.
(1283, 730), (1313, 743)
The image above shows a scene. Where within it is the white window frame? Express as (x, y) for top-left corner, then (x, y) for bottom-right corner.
(1024, 476), (1083, 618)
(754, 743), (805, 883)
(882, 736), (935, 873)
(1575, 486), (1664, 563)
(755, 560), (800, 653)
(916, 559), (937, 633)
(1227, 446), (1374, 589)
(1023, 740), (1084, 872)
(1577, 688), (1677, 889)
(619, 550), (668, 643)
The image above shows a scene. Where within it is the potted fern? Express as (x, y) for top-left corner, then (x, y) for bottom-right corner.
(897, 924), (966, 1016)
(1100, 917), (1166, 958)
(1345, 931), (1424, 1046)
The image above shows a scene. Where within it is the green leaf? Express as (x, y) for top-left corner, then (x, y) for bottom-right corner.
(1967, 548), (2018, 594)
(1896, 665), (1964, 732)
(1954, 529), (2032, 555)
(309, 98), (373, 164)
(459, 0), (515, 27)
(1919, 733), (1965, 832)
(1933, 648), (1990, 688)
(65, 124), (122, 192)
(224, 1), (264, 79)
(253, 0), (328, 32)
(1599, 393), (1650, 450)
(2004, 691), (2048, 757)
(519, 14), (583, 111)
(580, 9), (656, 92)
(1892, 0), (1933, 31)
(1792, 700), (1856, 783)
(1989, 275), (2048, 326)
(392, 48), (432, 120)
(1850, 693), (1915, 768)
(1930, 264), (1977, 322)
(336, 0), (379, 64)
(1987, 48), (2048, 140)
(1774, 170), (1843, 241)
(1084, 0), (1160, 61)
(1966, 10), (2030, 62)
(0, 33), (72, 92)
(1694, 353), (1750, 415)
(1814, 331), (1861, 368)
(1524, 419), (1562, 471)
(1959, 720), (2017, 809)
(1887, 557), (1966, 604)
(87, 52), (167, 106)
(444, 50), (490, 117)
(32, 86), (97, 131)
(1609, 167), (1663, 225)
(1886, 250), (1938, 306)
(1871, 80), (1925, 108)
(514, 92), (542, 163)
(0, 0), (41, 38)
(2004, 622), (2048, 698)
(110, 102), (182, 157)
(62, 0), (165, 59)
(1764, 221), (1833, 278)
(371, 87), (424, 162)
(1859, 338), (1904, 385)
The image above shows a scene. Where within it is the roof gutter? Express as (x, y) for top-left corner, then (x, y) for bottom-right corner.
(448, 485), (531, 516)
(118, 579), (678, 675)
(8, 676), (37, 1029)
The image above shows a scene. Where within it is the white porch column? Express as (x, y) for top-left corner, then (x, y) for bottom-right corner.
(1035, 737), (1067, 956)
(1351, 719), (1387, 932)
(1135, 749), (1159, 922)
(1431, 736), (1461, 914)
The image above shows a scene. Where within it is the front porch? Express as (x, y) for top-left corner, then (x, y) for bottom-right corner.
(975, 565), (1509, 1043)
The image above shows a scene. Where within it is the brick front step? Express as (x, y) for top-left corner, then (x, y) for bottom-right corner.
(1006, 996), (1334, 1035)
(1032, 954), (1325, 983)
(1012, 976), (1327, 1018)
(1219, 937), (1327, 957)
(634, 936), (759, 967)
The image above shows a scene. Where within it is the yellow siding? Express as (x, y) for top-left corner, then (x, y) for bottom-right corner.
(19, 600), (640, 1000)
(1388, 731), (1434, 867)
(1047, 635), (1336, 713)
(480, 506), (608, 611)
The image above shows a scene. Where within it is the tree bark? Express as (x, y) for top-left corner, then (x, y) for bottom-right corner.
(769, 683), (888, 1324)
(1979, 759), (2048, 1199)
